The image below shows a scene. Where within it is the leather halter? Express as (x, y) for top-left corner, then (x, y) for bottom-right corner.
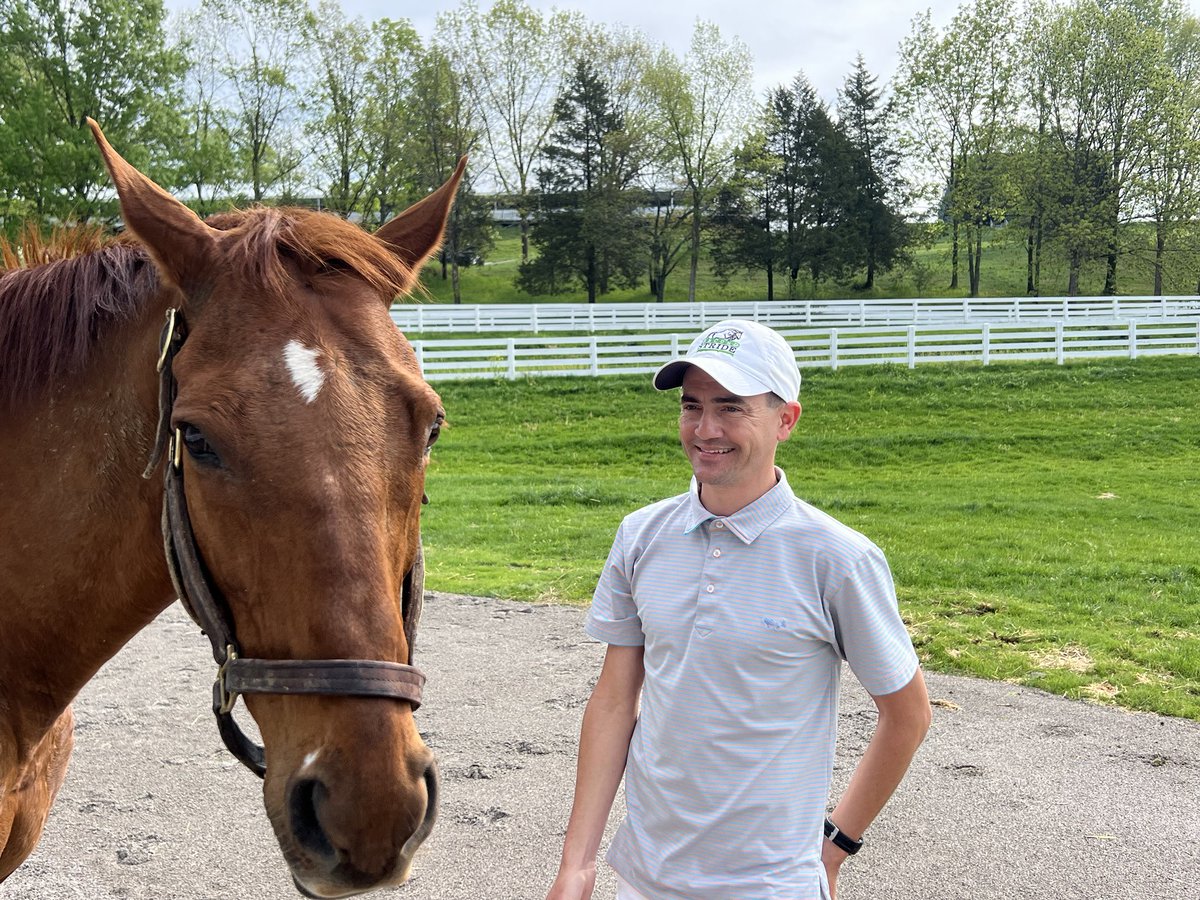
(146, 308), (427, 778)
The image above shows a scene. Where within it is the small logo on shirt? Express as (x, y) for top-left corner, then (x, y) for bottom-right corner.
(762, 616), (788, 632)
(697, 327), (744, 356)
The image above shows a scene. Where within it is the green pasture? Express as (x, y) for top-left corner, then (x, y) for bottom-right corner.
(419, 224), (1200, 303)
(420, 355), (1200, 719)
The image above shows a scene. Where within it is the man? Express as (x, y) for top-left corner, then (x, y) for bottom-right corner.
(546, 320), (931, 900)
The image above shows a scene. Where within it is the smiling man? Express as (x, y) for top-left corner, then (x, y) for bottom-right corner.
(546, 320), (931, 900)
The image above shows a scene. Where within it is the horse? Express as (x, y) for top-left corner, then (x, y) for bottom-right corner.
(0, 119), (464, 898)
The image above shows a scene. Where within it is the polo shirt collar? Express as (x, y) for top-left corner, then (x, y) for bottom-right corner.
(683, 468), (794, 543)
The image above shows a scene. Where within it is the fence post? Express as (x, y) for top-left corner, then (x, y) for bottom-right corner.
(671, 334), (679, 358)
(859, 301), (866, 326)
(1062, 297), (1069, 319)
(1129, 321), (1138, 360)
(907, 325), (916, 368)
(532, 305), (539, 335)
(588, 306), (595, 333)
(830, 329), (839, 370)
(1055, 322), (1064, 364)
(414, 341), (424, 372)
(982, 323), (991, 366)
(1012, 297), (1020, 320)
(590, 337), (599, 376)
(507, 338), (517, 379)
(415, 306), (424, 332)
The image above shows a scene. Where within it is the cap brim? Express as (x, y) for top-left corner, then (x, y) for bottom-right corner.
(652, 357), (773, 397)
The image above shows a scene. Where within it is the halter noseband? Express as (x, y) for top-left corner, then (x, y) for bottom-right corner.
(146, 308), (427, 778)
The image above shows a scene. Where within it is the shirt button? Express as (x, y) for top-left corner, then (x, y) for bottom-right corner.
(705, 584), (715, 593)
(714, 520), (724, 529)
(712, 549), (721, 558)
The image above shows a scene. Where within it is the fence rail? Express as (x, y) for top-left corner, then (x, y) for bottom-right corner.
(392, 296), (1200, 334)
(411, 319), (1200, 381)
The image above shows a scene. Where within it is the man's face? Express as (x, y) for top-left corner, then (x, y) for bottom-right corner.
(678, 367), (797, 498)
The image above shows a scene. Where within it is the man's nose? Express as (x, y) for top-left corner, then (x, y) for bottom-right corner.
(695, 409), (722, 439)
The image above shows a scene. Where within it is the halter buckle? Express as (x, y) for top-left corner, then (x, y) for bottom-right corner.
(156, 307), (178, 373)
(216, 644), (240, 714)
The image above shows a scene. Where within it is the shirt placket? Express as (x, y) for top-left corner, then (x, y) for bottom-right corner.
(695, 519), (731, 638)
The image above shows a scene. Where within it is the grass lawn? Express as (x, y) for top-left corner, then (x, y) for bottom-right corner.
(420, 355), (1200, 719)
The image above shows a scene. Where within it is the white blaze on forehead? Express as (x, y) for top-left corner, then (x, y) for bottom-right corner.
(283, 340), (325, 403)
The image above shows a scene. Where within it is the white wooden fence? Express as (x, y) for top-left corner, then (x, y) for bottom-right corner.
(392, 296), (1200, 334)
(410, 318), (1200, 382)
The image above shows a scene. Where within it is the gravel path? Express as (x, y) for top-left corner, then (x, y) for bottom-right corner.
(3, 594), (1198, 900)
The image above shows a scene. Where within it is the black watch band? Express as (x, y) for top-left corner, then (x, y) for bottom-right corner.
(824, 818), (864, 855)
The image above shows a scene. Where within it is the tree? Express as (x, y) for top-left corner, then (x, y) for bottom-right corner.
(436, 0), (579, 262)
(409, 47), (493, 304)
(708, 130), (782, 299)
(896, 0), (1020, 296)
(360, 17), (424, 227)
(646, 20), (754, 302)
(198, 0), (309, 203)
(302, 0), (376, 217)
(0, 0), (185, 227)
(836, 55), (908, 290)
(172, 7), (238, 216)
(518, 61), (644, 302)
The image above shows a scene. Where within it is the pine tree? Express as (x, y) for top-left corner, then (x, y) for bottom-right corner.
(518, 60), (644, 302)
(836, 55), (907, 289)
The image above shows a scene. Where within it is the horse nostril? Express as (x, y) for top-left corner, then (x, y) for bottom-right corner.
(289, 777), (335, 861)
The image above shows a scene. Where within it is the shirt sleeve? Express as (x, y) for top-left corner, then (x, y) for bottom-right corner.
(827, 546), (919, 696)
(585, 519), (645, 646)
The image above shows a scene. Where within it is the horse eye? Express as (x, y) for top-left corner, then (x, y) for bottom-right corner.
(181, 423), (221, 466)
(426, 412), (444, 454)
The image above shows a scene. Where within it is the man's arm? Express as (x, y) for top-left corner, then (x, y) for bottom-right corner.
(546, 643), (645, 900)
(822, 667), (931, 897)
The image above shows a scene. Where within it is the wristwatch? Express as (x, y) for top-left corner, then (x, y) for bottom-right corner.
(824, 818), (864, 855)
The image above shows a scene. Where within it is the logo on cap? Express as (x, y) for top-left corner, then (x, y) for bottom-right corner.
(696, 327), (744, 356)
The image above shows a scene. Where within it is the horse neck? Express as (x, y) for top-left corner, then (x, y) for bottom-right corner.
(0, 290), (176, 757)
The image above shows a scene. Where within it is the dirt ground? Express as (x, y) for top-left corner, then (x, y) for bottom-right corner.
(3, 593), (1198, 900)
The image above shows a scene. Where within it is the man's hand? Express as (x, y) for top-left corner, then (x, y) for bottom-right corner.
(546, 864), (597, 900)
(821, 837), (850, 899)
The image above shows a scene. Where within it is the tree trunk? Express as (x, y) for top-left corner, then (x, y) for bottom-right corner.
(452, 262), (462, 304)
(1068, 249), (1081, 296)
(950, 219), (960, 289)
(688, 191), (701, 303)
(1154, 224), (1165, 296)
(1103, 247), (1118, 296)
(971, 231), (982, 297)
(1026, 217), (1036, 295)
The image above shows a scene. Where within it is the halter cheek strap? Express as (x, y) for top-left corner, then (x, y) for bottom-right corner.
(149, 307), (428, 779)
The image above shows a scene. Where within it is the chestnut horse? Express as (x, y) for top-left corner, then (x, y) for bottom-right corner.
(0, 120), (463, 897)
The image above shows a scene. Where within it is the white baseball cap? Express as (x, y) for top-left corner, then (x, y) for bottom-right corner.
(653, 319), (801, 402)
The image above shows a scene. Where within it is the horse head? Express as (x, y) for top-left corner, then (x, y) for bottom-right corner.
(89, 120), (461, 898)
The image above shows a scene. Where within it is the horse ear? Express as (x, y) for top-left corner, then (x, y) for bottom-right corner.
(87, 118), (218, 298)
(375, 156), (467, 279)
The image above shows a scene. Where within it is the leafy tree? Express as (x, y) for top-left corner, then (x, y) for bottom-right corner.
(436, 0), (579, 262)
(896, 0), (1019, 296)
(197, 0), (309, 203)
(518, 61), (645, 302)
(302, 0), (376, 217)
(708, 130), (782, 299)
(409, 47), (493, 303)
(360, 17), (424, 226)
(171, 7), (238, 216)
(0, 0), (185, 227)
(836, 55), (909, 289)
(646, 20), (753, 301)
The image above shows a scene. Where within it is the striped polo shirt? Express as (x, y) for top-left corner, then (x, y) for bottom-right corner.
(586, 469), (919, 900)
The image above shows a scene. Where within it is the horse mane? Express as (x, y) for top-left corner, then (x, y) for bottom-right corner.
(0, 226), (157, 410)
(0, 209), (416, 411)
(206, 206), (419, 301)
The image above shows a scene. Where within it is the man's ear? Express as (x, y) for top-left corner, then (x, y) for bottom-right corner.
(778, 401), (802, 441)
